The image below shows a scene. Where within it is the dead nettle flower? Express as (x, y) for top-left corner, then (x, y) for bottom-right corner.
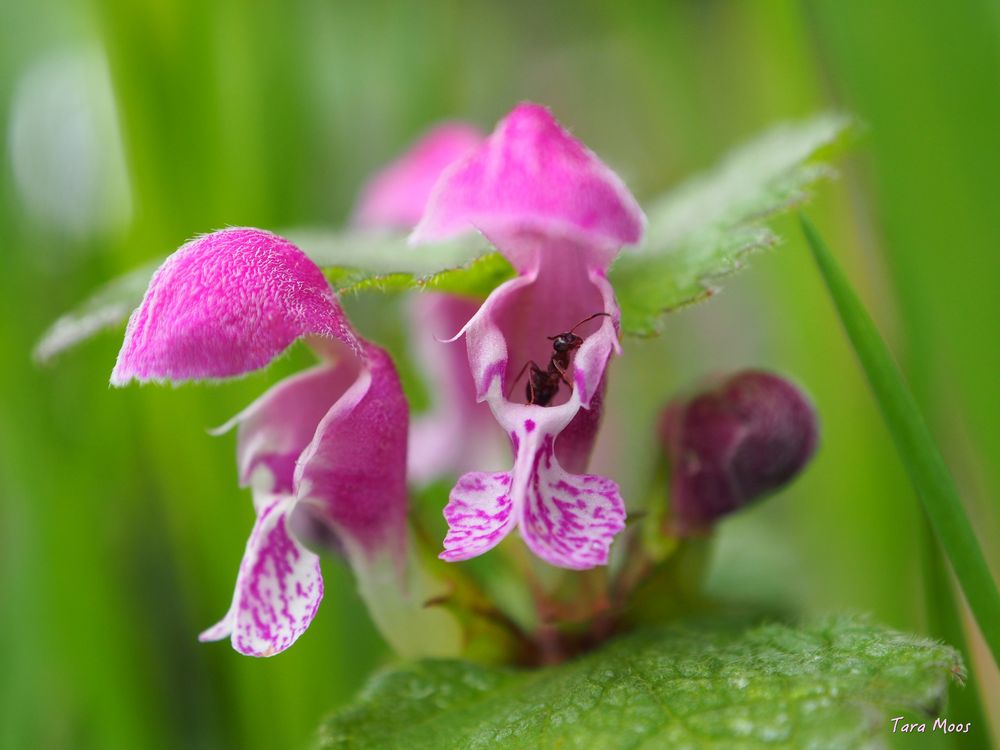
(352, 123), (505, 485)
(113, 227), (459, 657)
(410, 103), (646, 570)
(660, 370), (819, 534)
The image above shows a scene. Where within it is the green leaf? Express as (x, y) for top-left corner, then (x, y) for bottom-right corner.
(316, 615), (961, 750)
(611, 113), (849, 336)
(800, 214), (1000, 670)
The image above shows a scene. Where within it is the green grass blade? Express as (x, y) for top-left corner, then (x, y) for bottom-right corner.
(800, 213), (1000, 668)
(920, 520), (989, 745)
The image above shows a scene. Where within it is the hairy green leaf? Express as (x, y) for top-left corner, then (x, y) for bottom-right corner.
(611, 113), (849, 335)
(317, 615), (961, 750)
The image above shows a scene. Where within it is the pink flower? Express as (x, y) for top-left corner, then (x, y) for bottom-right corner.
(353, 123), (506, 485)
(114, 227), (458, 657)
(411, 103), (646, 569)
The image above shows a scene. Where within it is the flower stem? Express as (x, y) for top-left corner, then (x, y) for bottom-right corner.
(800, 213), (1000, 668)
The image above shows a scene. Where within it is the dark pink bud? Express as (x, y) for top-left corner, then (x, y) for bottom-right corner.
(661, 370), (818, 534)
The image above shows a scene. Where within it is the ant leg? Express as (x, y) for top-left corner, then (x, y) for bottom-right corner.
(552, 360), (573, 388)
(506, 360), (542, 400)
(506, 362), (530, 399)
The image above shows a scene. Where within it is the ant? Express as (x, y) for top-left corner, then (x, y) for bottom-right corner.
(507, 312), (611, 406)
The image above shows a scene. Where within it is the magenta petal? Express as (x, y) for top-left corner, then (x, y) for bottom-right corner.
(199, 496), (323, 657)
(224, 357), (362, 495)
(440, 471), (516, 561)
(556, 377), (607, 474)
(112, 228), (360, 385)
(295, 343), (409, 561)
(354, 123), (484, 229)
(412, 102), (645, 270)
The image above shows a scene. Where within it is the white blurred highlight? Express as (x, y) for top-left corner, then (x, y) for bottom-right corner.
(7, 49), (132, 240)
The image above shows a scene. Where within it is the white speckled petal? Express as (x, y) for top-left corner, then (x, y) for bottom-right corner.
(440, 471), (515, 561)
(199, 496), (323, 657)
(517, 435), (626, 570)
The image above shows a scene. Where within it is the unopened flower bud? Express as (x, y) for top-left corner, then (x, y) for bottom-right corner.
(660, 370), (818, 534)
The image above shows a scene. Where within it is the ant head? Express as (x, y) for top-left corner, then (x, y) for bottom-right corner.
(549, 332), (583, 353)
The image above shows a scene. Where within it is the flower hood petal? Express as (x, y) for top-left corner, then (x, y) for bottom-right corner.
(294, 343), (409, 561)
(411, 102), (646, 271)
(112, 227), (360, 385)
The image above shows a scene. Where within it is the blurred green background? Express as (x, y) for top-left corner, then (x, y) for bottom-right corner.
(2, 1), (998, 748)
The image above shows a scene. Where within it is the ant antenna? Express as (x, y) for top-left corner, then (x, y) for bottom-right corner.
(547, 312), (611, 340)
